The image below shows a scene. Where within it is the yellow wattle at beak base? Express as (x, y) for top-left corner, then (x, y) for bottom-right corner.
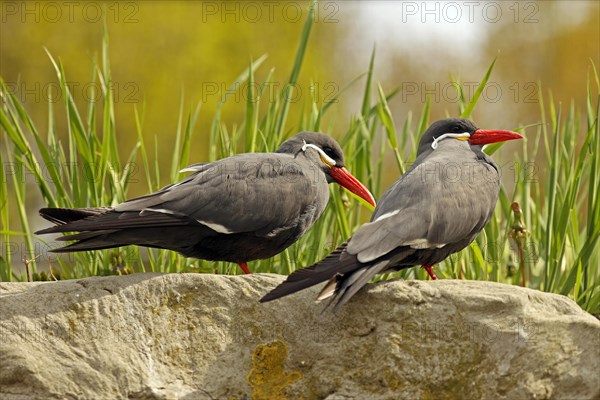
(320, 155), (334, 168)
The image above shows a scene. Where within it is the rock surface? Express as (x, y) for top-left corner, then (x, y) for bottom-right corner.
(0, 273), (598, 400)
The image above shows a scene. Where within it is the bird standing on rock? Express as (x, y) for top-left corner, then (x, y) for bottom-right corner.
(36, 132), (376, 274)
(261, 118), (523, 309)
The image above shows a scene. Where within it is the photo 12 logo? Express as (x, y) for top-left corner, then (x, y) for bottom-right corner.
(3, 81), (140, 104)
(400, 81), (539, 104)
(200, 1), (339, 23)
(399, 1), (539, 24)
(200, 81), (339, 104)
(1, 1), (139, 24)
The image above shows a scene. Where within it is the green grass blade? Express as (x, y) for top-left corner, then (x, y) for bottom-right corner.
(377, 83), (404, 174)
(460, 58), (497, 119)
(275, 0), (316, 136)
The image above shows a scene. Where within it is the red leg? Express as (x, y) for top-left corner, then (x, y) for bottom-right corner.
(423, 264), (438, 280)
(238, 262), (251, 275)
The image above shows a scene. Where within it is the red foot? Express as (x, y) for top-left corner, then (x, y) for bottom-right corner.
(423, 264), (438, 280)
(238, 262), (251, 275)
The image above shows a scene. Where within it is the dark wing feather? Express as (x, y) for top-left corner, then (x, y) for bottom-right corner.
(115, 153), (328, 237)
(37, 207), (111, 228)
(348, 141), (499, 263)
(36, 209), (191, 234)
(38, 153), (328, 243)
(55, 230), (118, 241)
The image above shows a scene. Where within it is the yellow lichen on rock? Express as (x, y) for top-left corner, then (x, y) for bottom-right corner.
(246, 340), (302, 400)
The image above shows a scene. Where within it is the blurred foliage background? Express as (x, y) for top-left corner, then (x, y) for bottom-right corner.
(2, 1), (598, 196)
(1, 0), (599, 306)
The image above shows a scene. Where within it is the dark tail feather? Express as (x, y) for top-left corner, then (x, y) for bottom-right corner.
(55, 230), (117, 242)
(323, 260), (389, 312)
(50, 236), (122, 253)
(260, 242), (361, 303)
(37, 207), (122, 252)
(37, 207), (111, 234)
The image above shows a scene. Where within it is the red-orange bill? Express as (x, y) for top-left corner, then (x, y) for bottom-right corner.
(329, 166), (376, 207)
(469, 129), (523, 145)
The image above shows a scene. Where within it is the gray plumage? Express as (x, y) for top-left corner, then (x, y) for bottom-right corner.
(36, 132), (374, 267)
(261, 118), (522, 309)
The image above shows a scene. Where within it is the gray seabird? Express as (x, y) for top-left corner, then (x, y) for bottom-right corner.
(261, 118), (523, 309)
(36, 132), (376, 274)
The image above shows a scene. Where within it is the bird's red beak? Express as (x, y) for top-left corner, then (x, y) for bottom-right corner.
(469, 129), (523, 145)
(328, 167), (376, 207)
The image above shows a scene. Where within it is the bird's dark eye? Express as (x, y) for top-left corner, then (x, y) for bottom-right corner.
(452, 125), (463, 133)
(323, 146), (336, 158)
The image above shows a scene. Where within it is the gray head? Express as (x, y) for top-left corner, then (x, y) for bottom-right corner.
(276, 132), (347, 180)
(417, 118), (479, 155)
(276, 131), (376, 207)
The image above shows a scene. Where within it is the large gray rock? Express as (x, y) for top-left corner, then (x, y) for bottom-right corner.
(0, 273), (598, 399)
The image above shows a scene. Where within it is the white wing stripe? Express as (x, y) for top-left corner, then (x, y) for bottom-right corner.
(404, 238), (446, 249)
(374, 210), (399, 222)
(197, 220), (234, 234)
(139, 208), (179, 216)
